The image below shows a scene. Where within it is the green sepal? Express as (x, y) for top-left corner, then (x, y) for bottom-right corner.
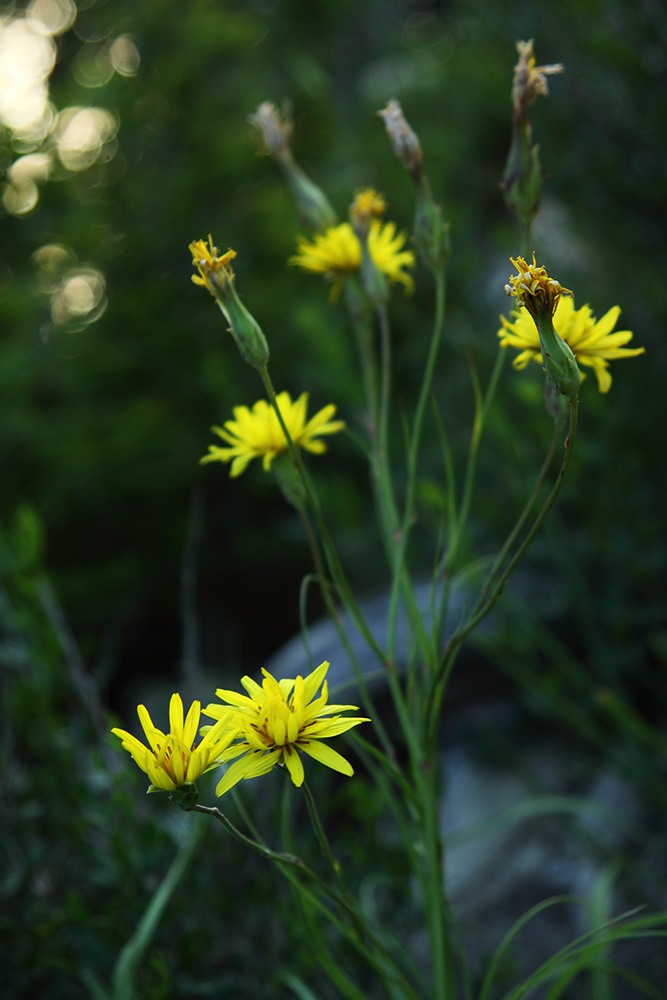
(536, 311), (581, 399)
(168, 783), (199, 811)
(221, 285), (270, 371)
(413, 178), (450, 274)
(502, 120), (542, 225)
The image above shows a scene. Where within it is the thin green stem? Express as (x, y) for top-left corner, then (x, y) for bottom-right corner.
(195, 804), (423, 1000)
(428, 395), (580, 736)
(418, 764), (454, 1000)
(431, 346), (506, 668)
(472, 417), (562, 618)
(297, 508), (394, 758)
(258, 364), (385, 666)
(377, 304), (398, 534)
(302, 781), (347, 897)
(387, 269), (447, 666)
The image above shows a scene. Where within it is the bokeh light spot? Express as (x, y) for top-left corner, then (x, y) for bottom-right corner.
(109, 34), (140, 77)
(55, 105), (119, 171)
(27, 0), (77, 37)
(50, 266), (107, 327)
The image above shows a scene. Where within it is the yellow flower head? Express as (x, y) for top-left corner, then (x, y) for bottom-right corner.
(350, 187), (386, 226)
(512, 39), (564, 116)
(289, 220), (415, 296)
(111, 694), (232, 792)
(202, 661), (370, 794)
(190, 236), (237, 298)
(499, 295), (644, 393)
(200, 390), (345, 477)
(505, 253), (571, 321)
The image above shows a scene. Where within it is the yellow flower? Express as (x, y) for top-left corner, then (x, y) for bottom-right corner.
(189, 236), (237, 298)
(499, 295), (644, 393)
(111, 694), (232, 792)
(200, 391), (345, 477)
(202, 661), (370, 794)
(350, 187), (387, 225)
(289, 220), (415, 295)
(504, 253), (571, 320)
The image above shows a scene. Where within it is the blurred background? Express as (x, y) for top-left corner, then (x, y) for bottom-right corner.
(2, 0), (666, 996)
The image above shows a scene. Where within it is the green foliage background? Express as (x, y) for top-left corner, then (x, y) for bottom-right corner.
(2, 0), (666, 996)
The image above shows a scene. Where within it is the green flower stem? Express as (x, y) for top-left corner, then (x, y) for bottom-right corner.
(302, 780), (365, 943)
(257, 364), (385, 667)
(111, 822), (201, 1000)
(377, 303), (399, 533)
(343, 280), (397, 560)
(473, 417), (562, 616)
(297, 509), (394, 758)
(195, 803), (423, 1000)
(386, 268), (447, 668)
(375, 304), (433, 671)
(344, 277), (379, 437)
(418, 764), (454, 1000)
(432, 346), (506, 660)
(520, 217), (533, 260)
(428, 395), (580, 736)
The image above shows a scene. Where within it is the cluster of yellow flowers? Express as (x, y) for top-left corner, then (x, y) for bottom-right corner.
(111, 662), (369, 795)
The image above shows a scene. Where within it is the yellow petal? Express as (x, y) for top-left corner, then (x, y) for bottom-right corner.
(299, 739), (354, 776)
(283, 745), (305, 786)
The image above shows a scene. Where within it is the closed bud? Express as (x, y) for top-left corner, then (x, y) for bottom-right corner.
(377, 99), (423, 183)
(414, 179), (450, 273)
(223, 282), (270, 370)
(502, 121), (542, 225)
(250, 100), (336, 231)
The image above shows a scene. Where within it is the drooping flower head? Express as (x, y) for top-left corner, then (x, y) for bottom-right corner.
(111, 694), (232, 793)
(290, 220), (415, 297)
(499, 295), (644, 393)
(200, 390), (345, 478)
(202, 661), (370, 795)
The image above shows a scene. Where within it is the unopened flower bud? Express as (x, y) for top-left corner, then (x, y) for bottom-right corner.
(190, 237), (270, 370)
(502, 121), (542, 225)
(248, 100), (293, 162)
(249, 100), (336, 231)
(414, 179), (450, 274)
(377, 99), (423, 182)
